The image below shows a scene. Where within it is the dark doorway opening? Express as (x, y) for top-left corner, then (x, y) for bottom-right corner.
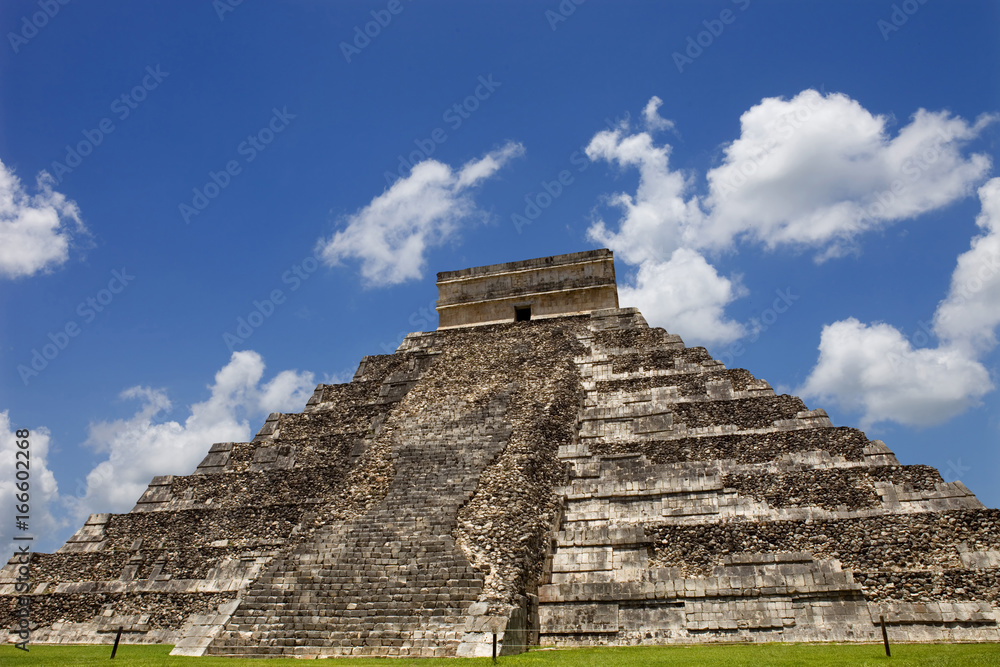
(515, 306), (532, 322)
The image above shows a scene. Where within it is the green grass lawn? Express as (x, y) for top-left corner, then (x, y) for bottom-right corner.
(2, 643), (1000, 666)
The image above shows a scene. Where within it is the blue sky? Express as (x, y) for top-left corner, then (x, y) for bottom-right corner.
(1, 0), (998, 553)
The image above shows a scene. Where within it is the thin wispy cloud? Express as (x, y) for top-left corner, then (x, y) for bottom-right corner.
(318, 142), (524, 287)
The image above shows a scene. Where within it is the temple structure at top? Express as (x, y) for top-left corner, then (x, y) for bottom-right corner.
(435, 248), (619, 328)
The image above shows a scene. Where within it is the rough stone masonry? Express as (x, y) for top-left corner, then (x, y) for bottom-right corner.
(2, 248), (999, 657)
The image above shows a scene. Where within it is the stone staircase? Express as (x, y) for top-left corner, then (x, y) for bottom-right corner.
(204, 393), (513, 657)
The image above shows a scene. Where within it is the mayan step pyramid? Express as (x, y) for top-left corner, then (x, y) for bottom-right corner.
(3, 248), (999, 657)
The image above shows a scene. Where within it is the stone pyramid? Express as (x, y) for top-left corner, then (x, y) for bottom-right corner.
(3, 249), (999, 657)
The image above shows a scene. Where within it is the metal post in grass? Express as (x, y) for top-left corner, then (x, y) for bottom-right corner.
(879, 614), (891, 657)
(110, 626), (123, 659)
(492, 631), (497, 663)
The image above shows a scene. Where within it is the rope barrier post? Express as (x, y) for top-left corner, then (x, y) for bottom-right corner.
(492, 631), (497, 663)
(880, 614), (891, 657)
(110, 626), (123, 659)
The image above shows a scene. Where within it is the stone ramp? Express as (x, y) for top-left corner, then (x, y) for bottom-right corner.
(204, 393), (513, 657)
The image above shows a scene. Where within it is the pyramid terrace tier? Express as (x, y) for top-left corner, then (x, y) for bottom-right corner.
(562, 462), (966, 516)
(540, 510), (1000, 644)
(0, 546), (274, 587)
(132, 465), (358, 514)
(0, 592), (238, 645)
(584, 427), (873, 464)
(646, 510), (1000, 578)
(59, 504), (316, 552)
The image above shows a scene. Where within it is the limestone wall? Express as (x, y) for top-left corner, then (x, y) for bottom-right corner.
(436, 249), (618, 328)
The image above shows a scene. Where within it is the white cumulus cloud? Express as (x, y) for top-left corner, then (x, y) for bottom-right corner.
(584, 102), (739, 344)
(67, 351), (315, 522)
(586, 90), (995, 354)
(618, 248), (745, 345)
(801, 179), (1000, 428)
(0, 159), (88, 279)
(933, 178), (1000, 352)
(586, 121), (704, 266)
(704, 89), (995, 258)
(642, 95), (675, 133)
(318, 142), (524, 287)
(799, 318), (992, 428)
(0, 411), (64, 556)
